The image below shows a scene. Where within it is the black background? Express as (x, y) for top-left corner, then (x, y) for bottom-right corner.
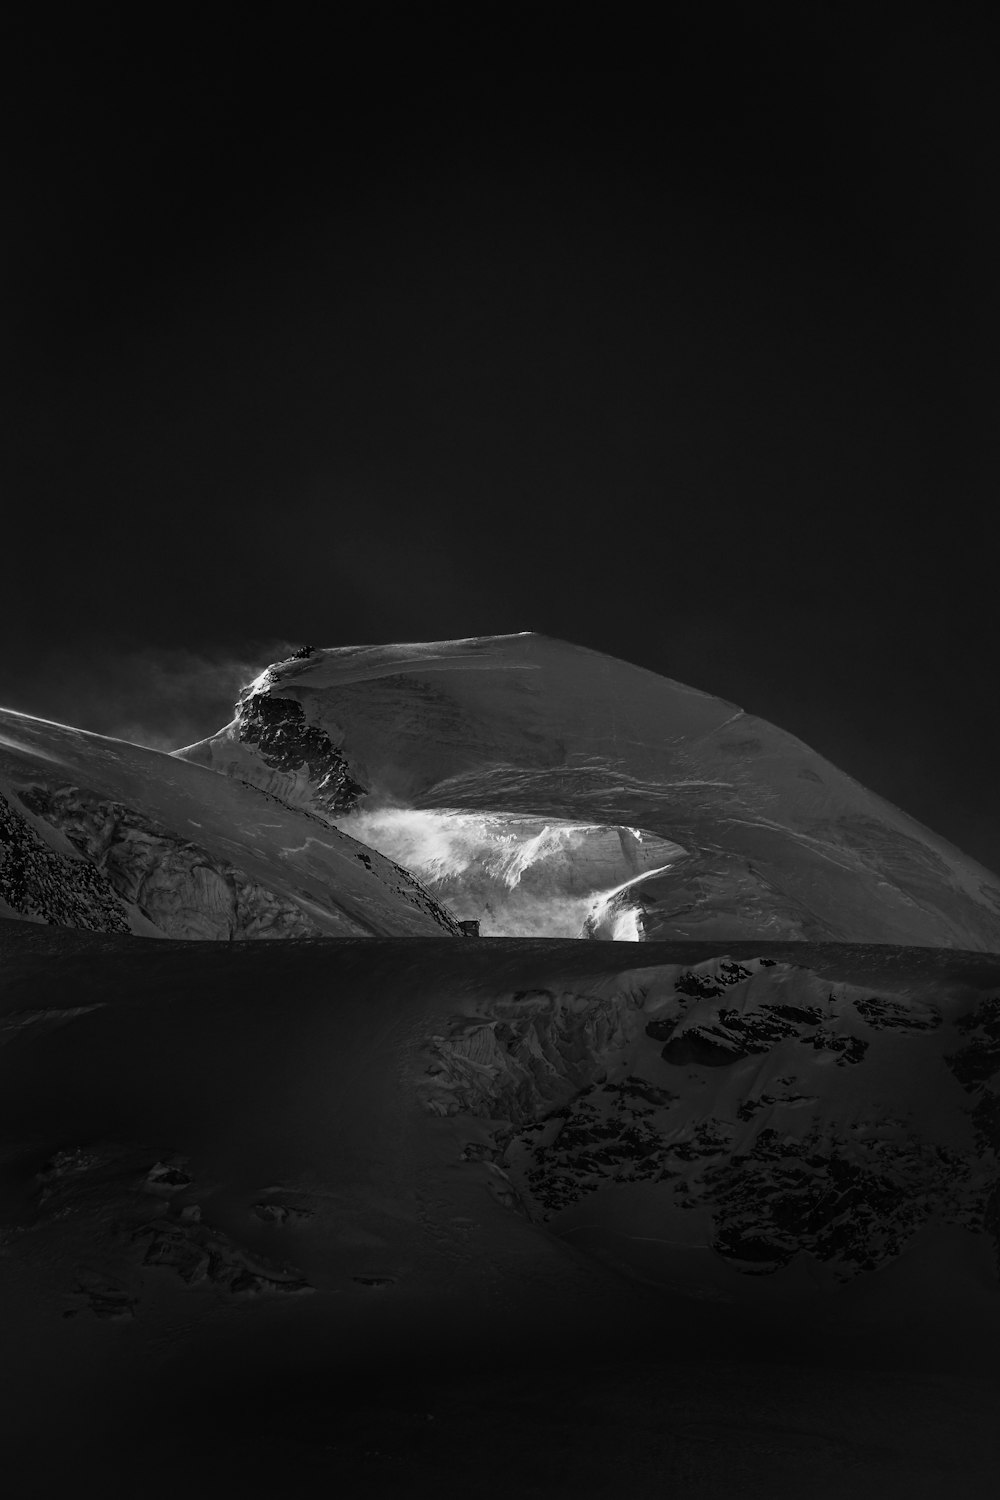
(3, 8), (998, 868)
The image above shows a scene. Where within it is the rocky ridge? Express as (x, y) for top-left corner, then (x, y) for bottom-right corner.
(16, 784), (326, 939)
(416, 953), (997, 1282)
(0, 706), (464, 939)
(175, 636), (1000, 948)
(236, 689), (367, 819)
(0, 790), (133, 934)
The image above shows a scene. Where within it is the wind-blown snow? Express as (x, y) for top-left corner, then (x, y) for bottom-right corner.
(177, 633), (1000, 949)
(8, 636), (1000, 1493)
(0, 706), (462, 939)
(332, 804), (685, 936)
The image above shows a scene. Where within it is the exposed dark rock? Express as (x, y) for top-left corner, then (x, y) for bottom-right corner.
(942, 999), (1000, 1265)
(947, 998), (1000, 1090)
(662, 1031), (750, 1067)
(458, 1141), (500, 1164)
(707, 1124), (971, 1276)
(10, 1140), (317, 1318)
(644, 1017), (678, 1043)
(800, 1031), (868, 1066)
(18, 784), (325, 939)
(0, 791), (132, 933)
(238, 692), (366, 815)
(852, 995), (941, 1031)
(253, 1202), (314, 1226)
(661, 1003), (831, 1068)
(418, 987), (640, 1124)
(143, 1161), (193, 1194)
(604, 1076), (678, 1111)
(511, 1087), (737, 1217)
(972, 1092), (1000, 1155)
(767, 1004), (823, 1026)
(133, 1218), (312, 1294)
(736, 1082), (815, 1122)
(674, 962), (754, 999)
(417, 965), (995, 1283)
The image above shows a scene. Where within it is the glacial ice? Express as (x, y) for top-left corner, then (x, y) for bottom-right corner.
(332, 805), (686, 937)
(0, 704), (464, 939)
(177, 634), (1000, 949)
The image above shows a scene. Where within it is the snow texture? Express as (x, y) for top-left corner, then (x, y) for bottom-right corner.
(420, 952), (988, 1284)
(7, 635), (1000, 1492)
(0, 707), (462, 939)
(177, 633), (1000, 948)
(4, 922), (1000, 1493)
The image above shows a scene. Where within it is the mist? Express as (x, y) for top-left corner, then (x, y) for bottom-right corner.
(0, 641), (295, 752)
(334, 804), (681, 938)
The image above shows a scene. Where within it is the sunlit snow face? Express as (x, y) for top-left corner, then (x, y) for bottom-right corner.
(241, 666), (275, 700)
(334, 805), (683, 938)
(0, 727), (67, 763)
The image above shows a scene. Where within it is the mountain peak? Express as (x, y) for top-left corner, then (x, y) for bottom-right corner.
(175, 636), (1000, 949)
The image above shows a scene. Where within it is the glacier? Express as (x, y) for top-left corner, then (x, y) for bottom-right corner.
(330, 804), (685, 937)
(177, 633), (1000, 949)
(0, 706), (462, 938)
(6, 634), (1000, 1494)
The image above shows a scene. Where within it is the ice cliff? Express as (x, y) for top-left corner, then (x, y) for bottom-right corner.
(176, 633), (1000, 948)
(0, 707), (462, 939)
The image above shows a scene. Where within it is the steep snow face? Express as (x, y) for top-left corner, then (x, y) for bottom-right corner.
(331, 806), (684, 936)
(0, 708), (462, 939)
(177, 634), (1000, 948)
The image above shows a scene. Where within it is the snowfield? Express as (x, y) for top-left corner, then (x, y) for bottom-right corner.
(178, 634), (1000, 949)
(6, 634), (1000, 1494)
(3, 919), (1000, 1494)
(0, 706), (462, 939)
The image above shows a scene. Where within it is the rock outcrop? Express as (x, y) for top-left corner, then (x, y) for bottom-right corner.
(0, 706), (463, 939)
(17, 785), (325, 939)
(415, 952), (996, 1283)
(176, 635), (1000, 947)
(237, 690), (367, 818)
(0, 790), (133, 933)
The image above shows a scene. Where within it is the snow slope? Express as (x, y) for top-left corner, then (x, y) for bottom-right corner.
(3, 920), (1000, 1494)
(177, 634), (1000, 948)
(0, 707), (462, 938)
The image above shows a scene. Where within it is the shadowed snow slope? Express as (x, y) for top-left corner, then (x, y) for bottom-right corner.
(0, 707), (461, 938)
(177, 634), (1000, 947)
(3, 920), (1000, 1495)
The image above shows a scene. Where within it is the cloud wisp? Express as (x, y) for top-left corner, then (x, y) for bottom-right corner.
(1, 641), (297, 752)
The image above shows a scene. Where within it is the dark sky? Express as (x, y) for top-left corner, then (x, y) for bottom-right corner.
(4, 10), (999, 870)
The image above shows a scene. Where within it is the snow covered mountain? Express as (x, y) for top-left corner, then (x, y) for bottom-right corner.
(0, 707), (462, 938)
(3, 920), (999, 1492)
(430, 945), (997, 1289)
(177, 633), (1000, 949)
(7, 636), (1000, 1491)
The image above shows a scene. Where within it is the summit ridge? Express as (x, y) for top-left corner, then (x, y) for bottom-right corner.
(176, 634), (1000, 949)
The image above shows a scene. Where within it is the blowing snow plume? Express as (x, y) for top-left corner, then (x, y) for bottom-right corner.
(176, 633), (1000, 948)
(0, 642), (296, 754)
(334, 805), (685, 937)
